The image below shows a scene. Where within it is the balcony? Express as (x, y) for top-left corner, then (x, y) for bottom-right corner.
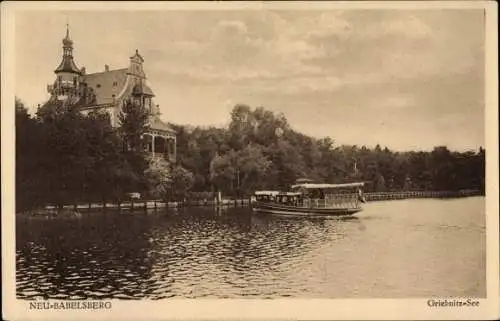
(142, 133), (176, 163)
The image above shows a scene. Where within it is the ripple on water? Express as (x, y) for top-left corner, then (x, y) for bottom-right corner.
(16, 199), (486, 299)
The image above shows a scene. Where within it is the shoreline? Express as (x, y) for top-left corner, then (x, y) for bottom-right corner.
(16, 190), (483, 218)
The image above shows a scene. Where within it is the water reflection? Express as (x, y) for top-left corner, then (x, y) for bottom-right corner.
(16, 198), (485, 299)
(17, 212), (155, 300)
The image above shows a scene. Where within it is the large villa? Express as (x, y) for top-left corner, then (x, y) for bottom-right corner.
(43, 26), (176, 162)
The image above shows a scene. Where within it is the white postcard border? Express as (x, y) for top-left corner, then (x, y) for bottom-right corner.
(2, 1), (498, 320)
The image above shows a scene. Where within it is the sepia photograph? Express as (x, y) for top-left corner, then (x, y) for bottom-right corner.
(2, 1), (498, 320)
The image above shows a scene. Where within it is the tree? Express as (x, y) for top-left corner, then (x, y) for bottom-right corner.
(144, 155), (173, 200)
(15, 97), (486, 212)
(228, 104), (254, 150)
(209, 151), (236, 195)
(35, 99), (94, 206)
(145, 155), (195, 201)
(83, 111), (130, 201)
(118, 99), (150, 152)
(375, 173), (387, 192)
(429, 146), (454, 190)
(16, 98), (44, 210)
(234, 143), (271, 195)
(170, 165), (195, 201)
(267, 139), (307, 189)
(208, 144), (272, 196)
(17, 97), (137, 209)
(118, 99), (150, 193)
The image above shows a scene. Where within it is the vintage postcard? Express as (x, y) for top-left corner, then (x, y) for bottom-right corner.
(1, 1), (498, 320)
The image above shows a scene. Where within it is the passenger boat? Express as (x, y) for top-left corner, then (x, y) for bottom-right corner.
(252, 182), (366, 217)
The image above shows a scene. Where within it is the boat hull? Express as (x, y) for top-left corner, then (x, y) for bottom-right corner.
(251, 202), (362, 218)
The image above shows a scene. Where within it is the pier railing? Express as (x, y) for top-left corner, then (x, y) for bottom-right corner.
(42, 198), (251, 212)
(363, 190), (482, 202)
(300, 197), (361, 209)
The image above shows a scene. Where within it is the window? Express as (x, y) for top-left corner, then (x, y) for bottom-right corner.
(96, 84), (101, 88)
(113, 81), (118, 86)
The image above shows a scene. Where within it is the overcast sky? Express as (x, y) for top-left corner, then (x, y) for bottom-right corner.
(15, 9), (485, 151)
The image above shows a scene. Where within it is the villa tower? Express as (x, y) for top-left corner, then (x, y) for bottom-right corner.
(45, 25), (176, 162)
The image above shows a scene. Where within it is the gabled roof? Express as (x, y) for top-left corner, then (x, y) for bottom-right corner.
(149, 116), (176, 133)
(132, 83), (154, 96)
(81, 68), (128, 105)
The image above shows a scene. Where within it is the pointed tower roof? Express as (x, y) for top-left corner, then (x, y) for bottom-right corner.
(55, 24), (81, 74)
(127, 49), (146, 78)
(62, 24), (73, 46)
(130, 49), (144, 63)
(55, 58), (81, 74)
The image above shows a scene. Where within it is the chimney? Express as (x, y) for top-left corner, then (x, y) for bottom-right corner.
(81, 67), (86, 75)
(105, 64), (109, 72)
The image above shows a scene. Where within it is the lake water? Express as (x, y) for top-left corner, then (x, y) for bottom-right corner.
(16, 197), (486, 299)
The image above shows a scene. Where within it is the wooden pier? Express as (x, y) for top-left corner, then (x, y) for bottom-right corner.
(363, 190), (482, 202)
(44, 198), (251, 212)
(33, 190), (482, 214)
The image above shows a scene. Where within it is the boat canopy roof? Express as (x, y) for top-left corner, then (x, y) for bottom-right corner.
(254, 191), (280, 196)
(277, 192), (302, 196)
(290, 182), (364, 189)
(254, 191), (301, 196)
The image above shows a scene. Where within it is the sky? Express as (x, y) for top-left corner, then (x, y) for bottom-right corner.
(15, 8), (486, 151)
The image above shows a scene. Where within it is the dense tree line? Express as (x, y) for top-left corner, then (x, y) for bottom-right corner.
(172, 105), (485, 197)
(15, 98), (193, 211)
(16, 100), (485, 211)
